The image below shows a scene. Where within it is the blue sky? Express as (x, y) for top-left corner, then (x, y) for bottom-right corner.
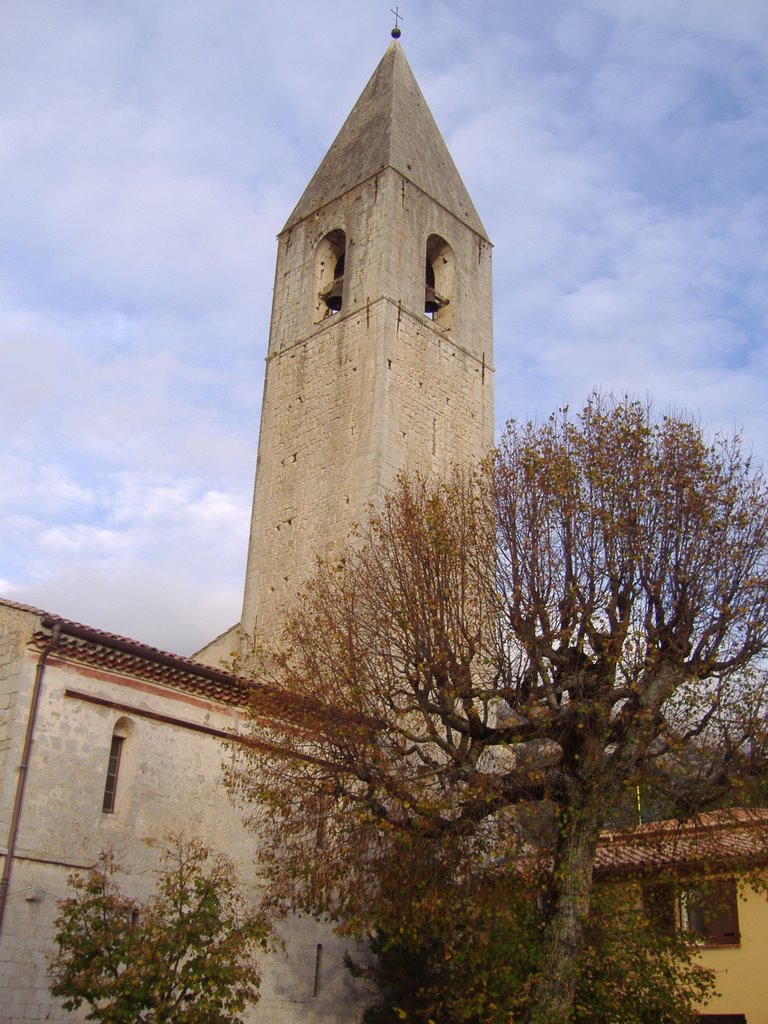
(1, 0), (767, 653)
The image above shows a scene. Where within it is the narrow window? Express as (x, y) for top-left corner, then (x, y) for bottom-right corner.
(313, 943), (324, 997)
(102, 734), (124, 813)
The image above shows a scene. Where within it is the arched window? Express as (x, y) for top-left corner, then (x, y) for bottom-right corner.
(425, 234), (455, 328)
(101, 717), (133, 814)
(315, 230), (346, 321)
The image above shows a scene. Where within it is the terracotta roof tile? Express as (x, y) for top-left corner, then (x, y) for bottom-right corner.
(595, 809), (768, 876)
(23, 609), (255, 708)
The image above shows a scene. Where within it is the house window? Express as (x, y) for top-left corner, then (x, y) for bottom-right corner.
(697, 1016), (746, 1024)
(644, 877), (740, 947)
(681, 878), (740, 946)
(102, 734), (124, 813)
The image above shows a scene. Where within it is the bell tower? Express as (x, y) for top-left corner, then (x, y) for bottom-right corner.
(238, 41), (493, 645)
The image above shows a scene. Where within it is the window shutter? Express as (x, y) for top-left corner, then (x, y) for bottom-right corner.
(712, 878), (740, 945)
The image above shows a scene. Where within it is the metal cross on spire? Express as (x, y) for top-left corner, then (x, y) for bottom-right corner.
(390, 6), (403, 38)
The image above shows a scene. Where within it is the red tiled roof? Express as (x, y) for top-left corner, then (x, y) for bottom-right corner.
(2, 599), (341, 723)
(36, 627), (252, 706)
(0, 596), (256, 708)
(595, 809), (768, 876)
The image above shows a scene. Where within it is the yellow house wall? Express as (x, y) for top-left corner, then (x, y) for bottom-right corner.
(695, 883), (768, 1024)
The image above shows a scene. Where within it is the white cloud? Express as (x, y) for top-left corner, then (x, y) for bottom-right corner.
(0, 469), (251, 653)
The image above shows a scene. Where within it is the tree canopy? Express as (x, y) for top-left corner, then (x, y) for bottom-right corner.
(49, 836), (272, 1024)
(228, 395), (768, 1024)
(353, 870), (716, 1024)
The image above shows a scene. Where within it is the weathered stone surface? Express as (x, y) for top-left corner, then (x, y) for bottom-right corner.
(285, 42), (488, 239)
(242, 162), (493, 643)
(0, 602), (373, 1022)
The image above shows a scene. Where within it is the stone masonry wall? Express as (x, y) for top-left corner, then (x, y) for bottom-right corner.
(241, 168), (493, 642)
(0, 637), (371, 1023)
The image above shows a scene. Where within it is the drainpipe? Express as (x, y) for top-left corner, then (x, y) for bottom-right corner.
(0, 620), (61, 939)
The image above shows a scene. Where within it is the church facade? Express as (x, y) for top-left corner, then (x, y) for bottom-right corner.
(0, 42), (493, 1022)
(0, 600), (371, 1022)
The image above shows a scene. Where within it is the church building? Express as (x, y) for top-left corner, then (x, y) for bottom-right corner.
(0, 41), (493, 1023)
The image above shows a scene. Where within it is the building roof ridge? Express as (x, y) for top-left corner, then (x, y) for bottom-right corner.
(0, 595), (49, 617)
(36, 612), (244, 685)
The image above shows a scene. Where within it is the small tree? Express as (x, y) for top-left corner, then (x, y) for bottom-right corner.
(229, 395), (768, 1024)
(49, 836), (272, 1024)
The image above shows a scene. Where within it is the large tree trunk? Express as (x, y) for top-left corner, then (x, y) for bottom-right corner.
(530, 801), (602, 1024)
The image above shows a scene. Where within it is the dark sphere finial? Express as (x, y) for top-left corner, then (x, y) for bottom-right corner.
(390, 6), (403, 38)
(391, 26), (401, 39)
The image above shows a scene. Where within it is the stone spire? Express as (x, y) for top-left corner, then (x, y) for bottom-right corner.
(284, 42), (488, 240)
